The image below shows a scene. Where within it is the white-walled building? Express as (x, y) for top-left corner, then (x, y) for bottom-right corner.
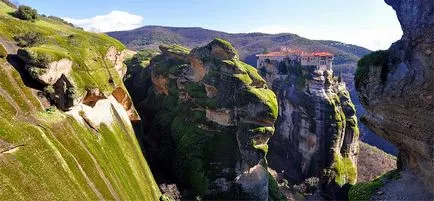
(256, 49), (334, 71)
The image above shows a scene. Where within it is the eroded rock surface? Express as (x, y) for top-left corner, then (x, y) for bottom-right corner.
(126, 39), (283, 200)
(356, 0), (433, 192)
(262, 58), (359, 199)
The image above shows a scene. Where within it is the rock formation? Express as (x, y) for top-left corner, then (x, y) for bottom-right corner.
(126, 39), (285, 200)
(0, 3), (161, 199)
(355, 0), (433, 192)
(260, 58), (359, 198)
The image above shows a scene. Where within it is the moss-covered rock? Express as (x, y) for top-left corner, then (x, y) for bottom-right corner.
(126, 39), (283, 199)
(264, 57), (359, 199)
(0, 2), (161, 200)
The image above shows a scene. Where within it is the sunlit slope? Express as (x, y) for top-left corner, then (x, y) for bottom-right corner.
(0, 2), (161, 200)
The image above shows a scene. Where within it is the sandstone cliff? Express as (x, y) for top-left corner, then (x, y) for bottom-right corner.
(355, 0), (433, 192)
(260, 58), (359, 198)
(125, 39), (285, 200)
(0, 2), (161, 200)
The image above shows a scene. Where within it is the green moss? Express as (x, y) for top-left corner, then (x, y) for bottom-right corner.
(253, 143), (269, 154)
(233, 60), (266, 85)
(267, 171), (287, 201)
(234, 73), (253, 85)
(349, 170), (400, 201)
(251, 126), (275, 134)
(0, 43), (6, 58)
(170, 115), (210, 195)
(160, 44), (190, 56)
(0, 4), (161, 200)
(246, 86), (278, 119)
(0, 7), (126, 95)
(332, 153), (357, 186)
(214, 38), (237, 55)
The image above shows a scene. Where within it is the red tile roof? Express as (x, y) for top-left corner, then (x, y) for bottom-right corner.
(257, 50), (333, 57)
(312, 52), (334, 57)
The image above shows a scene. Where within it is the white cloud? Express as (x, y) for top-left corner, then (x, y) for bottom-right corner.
(63, 11), (144, 33)
(250, 24), (402, 51)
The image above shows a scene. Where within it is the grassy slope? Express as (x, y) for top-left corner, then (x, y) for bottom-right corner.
(0, 3), (125, 95)
(0, 2), (161, 200)
(357, 142), (396, 183)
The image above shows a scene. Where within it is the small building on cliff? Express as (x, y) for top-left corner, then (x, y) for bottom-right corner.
(256, 49), (334, 71)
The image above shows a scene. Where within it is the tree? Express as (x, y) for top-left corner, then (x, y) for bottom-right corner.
(262, 48), (269, 54)
(15, 5), (38, 21)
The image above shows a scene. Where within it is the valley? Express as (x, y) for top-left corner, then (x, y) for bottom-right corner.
(0, 0), (432, 200)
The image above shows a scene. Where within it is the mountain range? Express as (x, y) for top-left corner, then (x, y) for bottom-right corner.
(107, 26), (371, 67)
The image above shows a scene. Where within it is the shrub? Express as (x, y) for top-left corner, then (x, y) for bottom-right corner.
(43, 85), (55, 95)
(355, 50), (389, 88)
(304, 177), (320, 193)
(47, 16), (74, 27)
(15, 5), (38, 21)
(13, 32), (44, 47)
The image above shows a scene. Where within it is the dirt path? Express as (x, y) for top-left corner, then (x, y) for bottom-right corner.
(372, 171), (433, 201)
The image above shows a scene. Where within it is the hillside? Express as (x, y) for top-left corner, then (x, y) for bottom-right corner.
(107, 26), (371, 66)
(0, 2), (161, 200)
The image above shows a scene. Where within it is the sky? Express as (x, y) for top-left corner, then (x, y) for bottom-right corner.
(16, 0), (402, 51)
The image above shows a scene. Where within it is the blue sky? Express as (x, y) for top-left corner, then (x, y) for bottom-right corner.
(16, 0), (402, 50)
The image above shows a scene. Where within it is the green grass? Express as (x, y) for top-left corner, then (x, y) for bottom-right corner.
(349, 170), (400, 201)
(0, 2), (162, 200)
(0, 1), (126, 95)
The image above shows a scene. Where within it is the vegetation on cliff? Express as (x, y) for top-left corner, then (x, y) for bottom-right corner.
(0, 1), (125, 96)
(355, 50), (389, 89)
(0, 2), (161, 200)
(125, 39), (283, 199)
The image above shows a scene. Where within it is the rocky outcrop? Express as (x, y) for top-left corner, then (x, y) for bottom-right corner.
(261, 59), (359, 198)
(355, 0), (433, 192)
(17, 49), (73, 85)
(0, 8), (162, 199)
(126, 39), (284, 200)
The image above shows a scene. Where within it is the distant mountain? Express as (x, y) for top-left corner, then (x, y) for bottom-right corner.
(108, 25), (399, 155)
(107, 26), (371, 66)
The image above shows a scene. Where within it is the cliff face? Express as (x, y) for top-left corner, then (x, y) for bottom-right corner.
(355, 0), (433, 192)
(261, 59), (359, 198)
(126, 39), (284, 200)
(0, 2), (161, 200)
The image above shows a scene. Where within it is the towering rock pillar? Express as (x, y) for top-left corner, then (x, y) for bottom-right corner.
(262, 57), (360, 198)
